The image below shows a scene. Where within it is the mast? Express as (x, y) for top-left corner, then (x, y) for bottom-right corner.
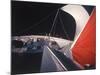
(48, 9), (60, 41)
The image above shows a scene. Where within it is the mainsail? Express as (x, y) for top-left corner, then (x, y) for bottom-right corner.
(40, 46), (67, 72)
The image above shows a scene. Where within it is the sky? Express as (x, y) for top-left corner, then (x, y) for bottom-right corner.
(11, 0), (95, 41)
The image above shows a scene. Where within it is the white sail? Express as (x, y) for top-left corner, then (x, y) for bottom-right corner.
(61, 5), (89, 40)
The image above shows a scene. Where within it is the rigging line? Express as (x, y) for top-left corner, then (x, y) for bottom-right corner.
(58, 13), (70, 40)
(20, 11), (57, 34)
(52, 19), (57, 36)
(49, 9), (60, 36)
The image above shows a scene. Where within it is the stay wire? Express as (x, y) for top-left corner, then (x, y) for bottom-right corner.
(20, 11), (57, 34)
(58, 12), (70, 40)
(49, 9), (60, 36)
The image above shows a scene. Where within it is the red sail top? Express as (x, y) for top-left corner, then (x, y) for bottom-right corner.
(72, 8), (96, 67)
